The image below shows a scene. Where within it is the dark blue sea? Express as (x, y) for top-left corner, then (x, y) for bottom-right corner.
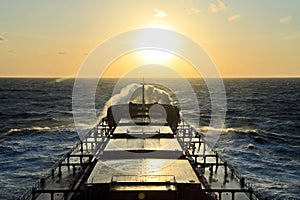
(0, 78), (299, 200)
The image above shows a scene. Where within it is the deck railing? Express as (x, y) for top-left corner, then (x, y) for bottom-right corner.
(177, 119), (269, 200)
(111, 174), (176, 184)
(18, 120), (109, 200)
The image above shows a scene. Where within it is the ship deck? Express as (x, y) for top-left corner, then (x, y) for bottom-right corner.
(20, 120), (260, 200)
(87, 159), (200, 185)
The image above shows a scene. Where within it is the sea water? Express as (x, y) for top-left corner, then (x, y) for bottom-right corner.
(0, 78), (299, 200)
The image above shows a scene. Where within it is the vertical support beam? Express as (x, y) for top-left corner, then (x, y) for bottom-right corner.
(191, 143), (196, 155)
(231, 192), (235, 200)
(224, 162), (228, 177)
(58, 162), (62, 178)
(51, 169), (55, 178)
(240, 177), (245, 188)
(209, 165), (213, 177)
(249, 187), (253, 200)
(31, 187), (35, 200)
(67, 153), (70, 170)
(73, 164), (76, 175)
(218, 192), (222, 200)
(64, 192), (68, 200)
(94, 127), (98, 143)
(85, 139), (88, 150)
(80, 155), (83, 165)
(197, 134), (201, 152)
(80, 141), (83, 153)
(40, 178), (45, 188)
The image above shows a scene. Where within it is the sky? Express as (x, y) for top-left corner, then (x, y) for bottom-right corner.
(0, 0), (300, 78)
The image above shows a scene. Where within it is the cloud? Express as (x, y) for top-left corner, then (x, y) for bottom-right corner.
(210, 3), (218, 13)
(58, 51), (67, 55)
(210, 0), (227, 13)
(153, 8), (167, 18)
(280, 16), (292, 24)
(0, 36), (5, 42)
(186, 8), (200, 15)
(228, 14), (240, 22)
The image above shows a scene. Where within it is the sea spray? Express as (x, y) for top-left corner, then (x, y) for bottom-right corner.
(98, 83), (174, 121)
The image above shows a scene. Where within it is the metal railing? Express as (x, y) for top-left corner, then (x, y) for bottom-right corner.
(177, 120), (269, 200)
(111, 174), (176, 184)
(18, 121), (108, 200)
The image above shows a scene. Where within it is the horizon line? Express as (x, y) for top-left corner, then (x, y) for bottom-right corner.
(0, 75), (300, 79)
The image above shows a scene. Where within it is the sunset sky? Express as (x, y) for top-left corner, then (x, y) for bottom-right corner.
(0, 0), (300, 78)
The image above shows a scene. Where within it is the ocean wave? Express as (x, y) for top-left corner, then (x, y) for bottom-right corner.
(4, 125), (76, 136)
(201, 125), (299, 146)
(5, 126), (51, 135)
(198, 126), (258, 134)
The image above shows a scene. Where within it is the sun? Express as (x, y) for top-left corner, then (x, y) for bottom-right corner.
(133, 27), (179, 63)
(137, 49), (173, 63)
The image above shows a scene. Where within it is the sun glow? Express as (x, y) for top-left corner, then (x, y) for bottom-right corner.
(138, 49), (173, 63)
(132, 27), (179, 64)
(134, 28), (179, 52)
(145, 21), (173, 30)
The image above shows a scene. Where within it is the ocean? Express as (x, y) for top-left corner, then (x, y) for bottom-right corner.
(0, 78), (299, 200)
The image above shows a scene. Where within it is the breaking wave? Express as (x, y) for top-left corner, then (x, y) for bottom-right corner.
(109, 83), (173, 106)
(4, 126), (75, 136)
(98, 83), (174, 120)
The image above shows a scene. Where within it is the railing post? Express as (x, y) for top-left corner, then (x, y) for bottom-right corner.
(67, 153), (70, 170)
(58, 162), (62, 178)
(72, 164), (76, 175)
(216, 153), (219, 169)
(85, 138), (88, 150)
(50, 192), (54, 200)
(224, 161), (228, 177)
(218, 192), (222, 200)
(31, 187), (35, 200)
(240, 177), (245, 188)
(51, 168), (55, 178)
(209, 165), (213, 176)
(80, 141), (83, 153)
(40, 178), (46, 188)
(64, 191), (68, 200)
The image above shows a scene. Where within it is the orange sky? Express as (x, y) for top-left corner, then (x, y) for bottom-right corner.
(1, 1), (300, 78)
